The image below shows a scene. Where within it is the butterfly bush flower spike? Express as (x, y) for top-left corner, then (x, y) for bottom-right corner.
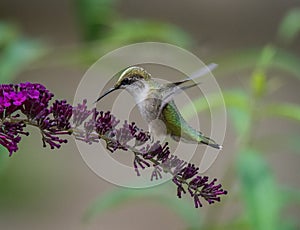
(0, 82), (227, 208)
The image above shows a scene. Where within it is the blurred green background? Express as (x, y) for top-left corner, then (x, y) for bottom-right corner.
(0, 0), (300, 229)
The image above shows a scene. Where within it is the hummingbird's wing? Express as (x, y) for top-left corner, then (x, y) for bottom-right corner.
(167, 63), (217, 87)
(157, 63), (218, 117)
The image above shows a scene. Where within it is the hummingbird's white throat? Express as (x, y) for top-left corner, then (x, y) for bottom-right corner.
(124, 80), (150, 104)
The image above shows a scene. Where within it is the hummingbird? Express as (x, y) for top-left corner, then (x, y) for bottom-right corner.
(96, 64), (222, 149)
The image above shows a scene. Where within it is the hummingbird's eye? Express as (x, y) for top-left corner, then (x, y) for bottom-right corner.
(122, 78), (129, 85)
(122, 78), (130, 85)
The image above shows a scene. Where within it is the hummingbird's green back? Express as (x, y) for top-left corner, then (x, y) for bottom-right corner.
(161, 101), (221, 149)
(161, 101), (201, 143)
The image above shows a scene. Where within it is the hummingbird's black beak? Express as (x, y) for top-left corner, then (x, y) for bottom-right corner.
(95, 87), (119, 103)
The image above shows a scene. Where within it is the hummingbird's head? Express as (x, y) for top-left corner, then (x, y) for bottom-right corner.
(114, 66), (151, 89)
(95, 66), (151, 102)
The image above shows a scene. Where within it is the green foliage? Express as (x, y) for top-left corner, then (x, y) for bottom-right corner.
(185, 9), (300, 229)
(75, 0), (117, 41)
(0, 23), (18, 45)
(215, 47), (300, 79)
(256, 45), (277, 69)
(74, 0), (192, 46)
(265, 103), (300, 122)
(0, 22), (46, 83)
(237, 149), (282, 230)
(237, 150), (300, 230)
(250, 45), (276, 98)
(251, 70), (267, 98)
(74, 0), (192, 65)
(229, 107), (251, 138)
(102, 20), (192, 49)
(287, 135), (300, 153)
(182, 89), (249, 119)
(277, 8), (300, 45)
(182, 89), (253, 138)
(84, 186), (202, 229)
(224, 44), (300, 229)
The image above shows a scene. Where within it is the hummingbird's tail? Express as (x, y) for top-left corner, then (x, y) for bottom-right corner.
(199, 135), (223, 150)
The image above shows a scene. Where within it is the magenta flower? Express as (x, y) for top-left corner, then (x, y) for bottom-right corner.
(0, 82), (71, 153)
(5, 91), (27, 106)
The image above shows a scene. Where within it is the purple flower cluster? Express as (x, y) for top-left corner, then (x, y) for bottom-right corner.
(0, 82), (227, 208)
(72, 104), (120, 146)
(0, 83), (72, 155)
(0, 121), (28, 155)
(173, 164), (227, 207)
(72, 105), (227, 208)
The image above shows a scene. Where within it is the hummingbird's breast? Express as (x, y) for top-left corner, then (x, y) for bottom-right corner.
(125, 80), (162, 122)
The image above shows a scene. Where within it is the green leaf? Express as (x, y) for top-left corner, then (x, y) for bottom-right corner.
(102, 20), (193, 48)
(181, 90), (251, 136)
(250, 45), (276, 97)
(75, 0), (117, 41)
(207, 219), (252, 230)
(84, 186), (202, 229)
(273, 49), (300, 79)
(214, 48), (300, 79)
(278, 187), (300, 230)
(256, 45), (277, 69)
(279, 221), (298, 230)
(251, 70), (267, 98)
(237, 149), (282, 230)
(254, 134), (300, 154)
(182, 89), (249, 120)
(277, 8), (300, 45)
(182, 90), (251, 137)
(287, 135), (300, 152)
(0, 22), (46, 82)
(0, 22), (19, 46)
(280, 187), (300, 206)
(229, 107), (251, 137)
(0, 39), (46, 82)
(264, 103), (300, 122)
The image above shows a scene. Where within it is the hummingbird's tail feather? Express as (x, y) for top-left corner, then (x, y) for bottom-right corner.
(199, 135), (222, 150)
